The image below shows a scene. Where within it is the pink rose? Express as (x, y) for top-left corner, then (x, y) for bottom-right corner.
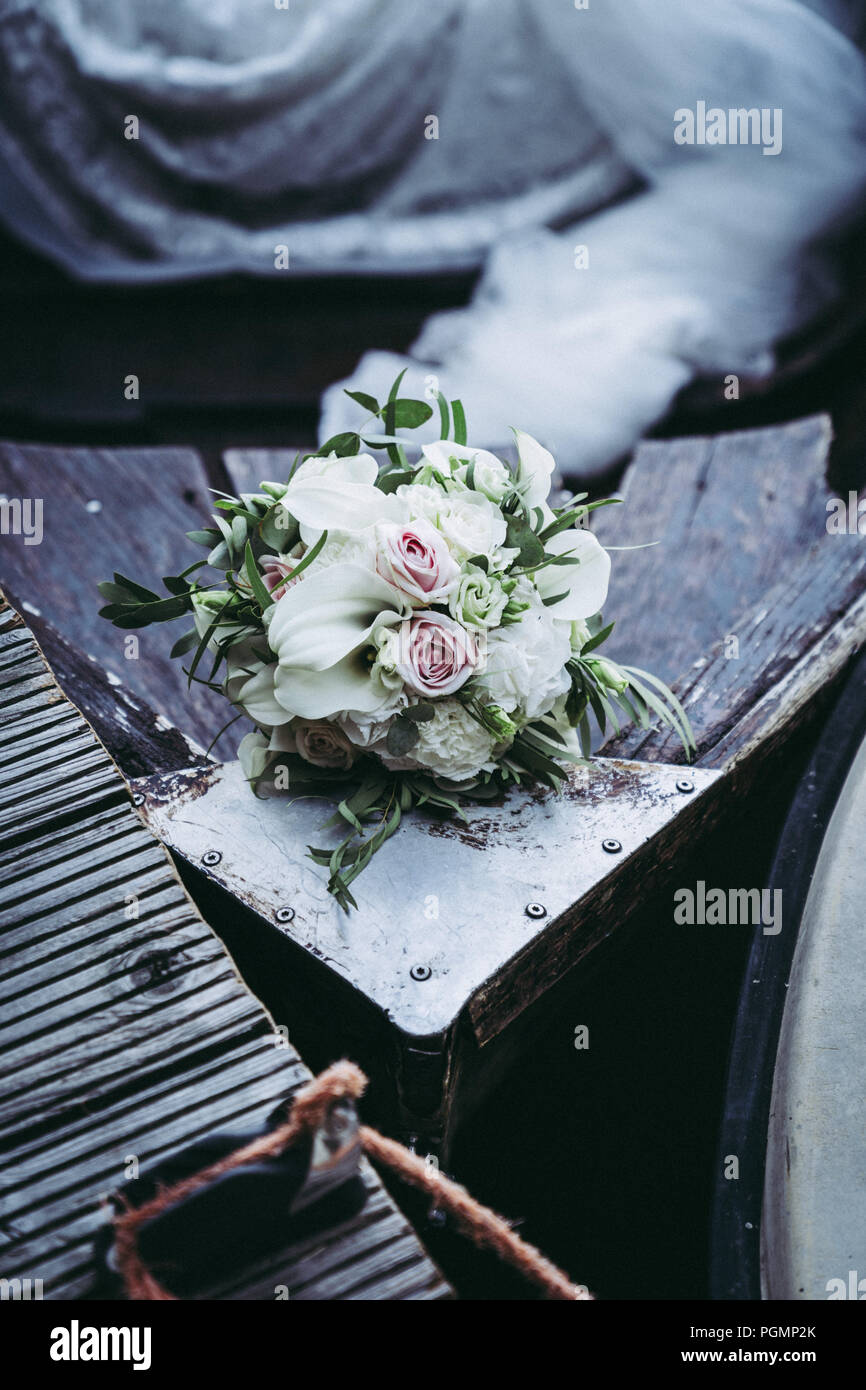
(292, 719), (356, 770)
(260, 555), (298, 601)
(376, 519), (459, 605)
(395, 611), (479, 697)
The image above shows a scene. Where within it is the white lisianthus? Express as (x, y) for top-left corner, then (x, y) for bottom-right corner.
(449, 563), (508, 630)
(586, 656), (629, 694)
(421, 441), (511, 503)
(399, 482), (508, 563)
(377, 698), (499, 783)
(191, 589), (248, 653)
(569, 618), (592, 653)
(475, 593), (571, 720)
(368, 624), (404, 694)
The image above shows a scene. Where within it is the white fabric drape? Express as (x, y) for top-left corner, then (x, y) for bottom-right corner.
(323, 0), (866, 473)
(0, 0), (630, 276)
(0, 0), (864, 474)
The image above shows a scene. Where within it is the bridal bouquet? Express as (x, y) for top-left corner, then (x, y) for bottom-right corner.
(100, 377), (693, 907)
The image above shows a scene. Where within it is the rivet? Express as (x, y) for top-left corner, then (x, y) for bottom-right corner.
(275, 906), (295, 923)
(410, 964), (432, 982)
(201, 850), (222, 867)
(131, 792), (145, 807)
(602, 838), (622, 854)
(676, 778), (695, 794)
(525, 902), (547, 919)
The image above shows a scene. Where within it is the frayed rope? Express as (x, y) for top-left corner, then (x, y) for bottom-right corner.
(112, 1060), (592, 1302)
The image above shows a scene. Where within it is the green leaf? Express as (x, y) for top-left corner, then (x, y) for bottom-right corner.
(505, 514), (545, 568)
(97, 581), (135, 603)
(382, 370), (408, 469)
(162, 574), (191, 596)
(386, 718), (421, 756)
(436, 391), (450, 439)
(244, 541), (274, 612)
(230, 515), (248, 554)
(344, 389), (381, 415)
(98, 603), (137, 621)
(580, 620), (615, 654)
(260, 505), (299, 552)
(376, 468), (415, 495)
(207, 543), (229, 570)
(316, 432), (361, 458)
(113, 572), (159, 602)
(186, 617), (219, 689)
(390, 399), (433, 429)
(283, 528), (328, 583)
(451, 398), (467, 446)
(186, 529), (220, 547)
(404, 702), (435, 722)
(170, 629), (199, 658)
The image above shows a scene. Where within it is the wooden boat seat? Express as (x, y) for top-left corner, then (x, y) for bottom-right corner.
(1, 413), (863, 1162)
(0, 602), (451, 1300)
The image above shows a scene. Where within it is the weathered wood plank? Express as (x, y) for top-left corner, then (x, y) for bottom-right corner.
(0, 599), (450, 1300)
(594, 415), (834, 686)
(0, 444), (237, 760)
(595, 415), (865, 767)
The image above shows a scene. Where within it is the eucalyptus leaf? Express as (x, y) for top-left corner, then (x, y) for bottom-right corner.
(386, 719), (421, 756)
(505, 515), (545, 568)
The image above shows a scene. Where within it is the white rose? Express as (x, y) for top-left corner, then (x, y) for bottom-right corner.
(399, 482), (507, 562)
(302, 529), (377, 577)
(376, 698), (498, 783)
(475, 595), (571, 721)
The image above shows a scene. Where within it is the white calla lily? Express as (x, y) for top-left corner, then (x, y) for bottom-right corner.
(267, 562), (409, 718)
(513, 428), (557, 511)
(534, 527), (611, 621)
(235, 662), (294, 726)
(284, 452), (404, 537)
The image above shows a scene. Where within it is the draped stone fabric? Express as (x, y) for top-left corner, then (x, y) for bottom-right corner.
(0, 0), (630, 277)
(0, 0), (864, 474)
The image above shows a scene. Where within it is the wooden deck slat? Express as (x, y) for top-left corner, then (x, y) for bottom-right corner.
(0, 602), (450, 1299)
